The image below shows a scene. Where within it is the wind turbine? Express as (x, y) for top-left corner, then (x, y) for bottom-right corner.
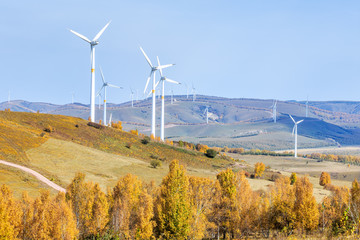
(192, 84), (196, 102)
(69, 21), (111, 122)
(184, 83), (189, 99)
(306, 96), (309, 117)
(140, 47), (174, 137)
(270, 100), (277, 123)
(289, 115), (304, 158)
(97, 92), (102, 110)
(204, 106), (209, 124)
(97, 67), (122, 126)
(170, 89), (174, 104)
(130, 88), (135, 108)
(108, 113), (112, 127)
(156, 56), (180, 141)
(71, 92), (75, 104)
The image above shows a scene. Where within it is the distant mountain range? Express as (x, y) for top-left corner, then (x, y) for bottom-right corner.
(2, 96), (360, 149)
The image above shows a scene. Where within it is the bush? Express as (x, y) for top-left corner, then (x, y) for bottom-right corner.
(129, 129), (139, 135)
(111, 121), (122, 130)
(205, 149), (218, 158)
(150, 159), (162, 168)
(254, 162), (265, 178)
(43, 125), (55, 133)
(141, 136), (150, 145)
(290, 172), (297, 185)
(320, 172), (331, 186)
(125, 143), (132, 149)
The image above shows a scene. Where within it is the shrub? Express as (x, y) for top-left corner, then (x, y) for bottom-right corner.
(87, 122), (104, 130)
(150, 159), (162, 168)
(205, 149), (218, 158)
(43, 125), (55, 133)
(125, 143), (132, 149)
(111, 121), (122, 130)
(129, 129), (139, 136)
(150, 154), (159, 160)
(179, 140), (184, 147)
(290, 172), (297, 185)
(320, 172), (331, 186)
(141, 136), (150, 145)
(254, 162), (265, 178)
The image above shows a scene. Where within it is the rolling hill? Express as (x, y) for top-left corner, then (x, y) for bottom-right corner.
(2, 95), (360, 150)
(0, 111), (232, 197)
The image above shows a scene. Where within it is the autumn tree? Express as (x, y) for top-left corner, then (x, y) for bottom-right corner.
(0, 185), (21, 239)
(155, 160), (191, 239)
(319, 172), (331, 186)
(188, 176), (219, 239)
(254, 162), (265, 178)
(66, 172), (108, 238)
(110, 173), (153, 239)
(268, 176), (296, 234)
(290, 172), (297, 185)
(215, 168), (238, 239)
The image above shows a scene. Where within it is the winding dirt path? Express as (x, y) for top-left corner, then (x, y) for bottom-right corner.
(0, 160), (66, 192)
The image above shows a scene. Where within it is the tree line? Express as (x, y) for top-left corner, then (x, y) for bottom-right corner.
(1, 160), (360, 239)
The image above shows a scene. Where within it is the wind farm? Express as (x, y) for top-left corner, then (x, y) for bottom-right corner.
(2, 1), (360, 239)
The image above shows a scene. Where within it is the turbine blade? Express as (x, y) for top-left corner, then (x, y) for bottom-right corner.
(108, 83), (122, 89)
(93, 21), (111, 41)
(297, 120), (304, 124)
(69, 29), (91, 43)
(109, 113), (112, 124)
(96, 85), (105, 97)
(146, 90), (152, 98)
(165, 78), (180, 84)
(289, 114), (295, 123)
(144, 71), (152, 93)
(157, 64), (175, 70)
(140, 47), (153, 68)
(155, 80), (161, 89)
(99, 67), (105, 84)
(157, 56), (163, 77)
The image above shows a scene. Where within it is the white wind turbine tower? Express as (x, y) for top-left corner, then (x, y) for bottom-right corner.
(97, 92), (102, 109)
(184, 83), (189, 99)
(97, 67), (122, 125)
(157, 56), (180, 141)
(140, 47), (174, 137)
(192, 84), (196, 102)
(306, 96), (309, 117)
(270, 100), (277, 123)
(71, 92), (75, 104)
(204, 106), (209, 124)
(108, 113), (112, 126)
(289, 115), (304, 158)
(69, 21), (111, 122)
(170, 89), (174, 104)
(130, 88), (135, 108)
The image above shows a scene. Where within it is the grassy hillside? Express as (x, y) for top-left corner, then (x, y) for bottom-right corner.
(0, 111), (232, 189)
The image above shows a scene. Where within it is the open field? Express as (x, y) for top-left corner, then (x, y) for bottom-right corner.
(0, 165), (56, 199)
(295, 145), (360, 156)
(26, 138), (219, 191)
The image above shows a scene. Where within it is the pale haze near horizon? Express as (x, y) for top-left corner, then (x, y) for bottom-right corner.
(1, 1), (360, 105)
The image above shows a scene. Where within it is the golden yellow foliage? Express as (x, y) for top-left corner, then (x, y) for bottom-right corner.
(319, 172), (331, 186)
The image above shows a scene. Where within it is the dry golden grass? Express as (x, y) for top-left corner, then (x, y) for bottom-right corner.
(0, 111), (230, 169)
(0, 165), (57, 199)
(26, 138), (218, 191)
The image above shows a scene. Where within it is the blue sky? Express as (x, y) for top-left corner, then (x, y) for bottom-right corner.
(1, 1), (360, 104)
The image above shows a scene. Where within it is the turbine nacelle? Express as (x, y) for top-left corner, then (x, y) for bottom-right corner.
(90, 41), (99, 46)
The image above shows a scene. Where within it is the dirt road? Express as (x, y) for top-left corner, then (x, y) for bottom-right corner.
(0, 160), (66, 192)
